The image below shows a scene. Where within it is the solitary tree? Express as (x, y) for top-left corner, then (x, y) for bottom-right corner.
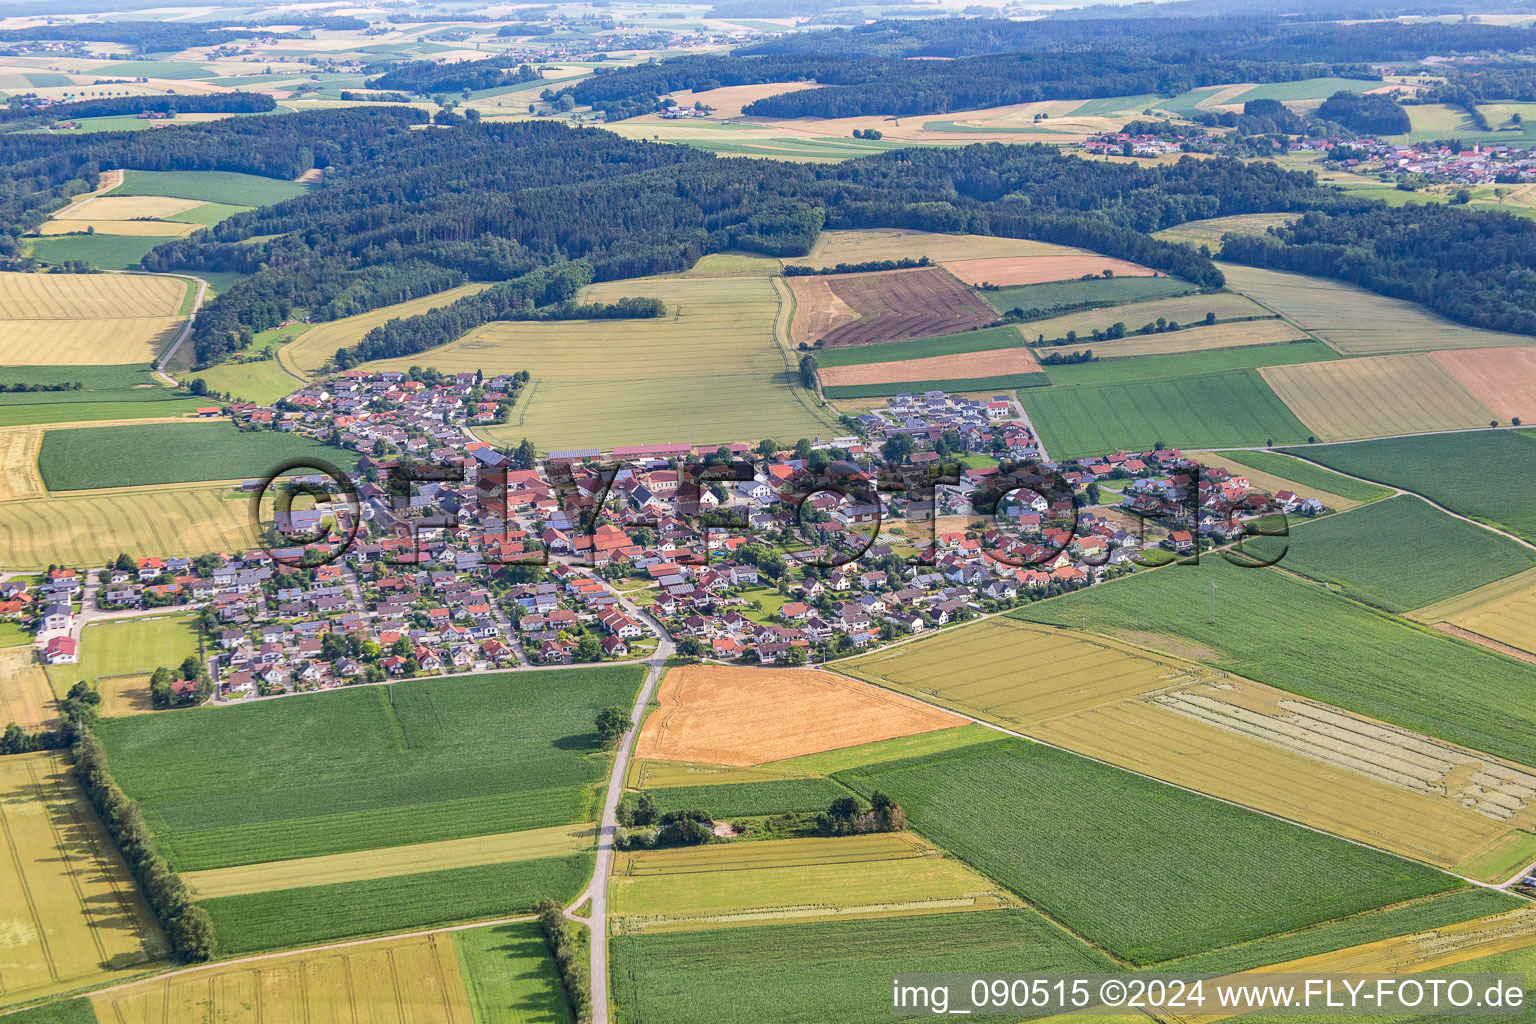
(596, 705), (630, 745)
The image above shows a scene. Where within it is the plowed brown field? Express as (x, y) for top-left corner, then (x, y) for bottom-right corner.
(808, 268), (996, 348)
(1434, 346), (1536, 422)
(785, 275), (858, 347)
(819, 347), (1041, 386)
(636, 664), (964, 766)
(944, 255), (1154, 286)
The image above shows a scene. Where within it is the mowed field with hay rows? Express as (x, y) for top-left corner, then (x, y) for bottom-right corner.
(0, 752), (169, 1010)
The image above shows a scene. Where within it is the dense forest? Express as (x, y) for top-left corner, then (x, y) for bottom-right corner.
(366, 57), (541, 96)
(0, 22), (269, 52)
(0, 92), (276, 126)
(1315, 91), (1412, 135)
(1221, 206), (1536, 335)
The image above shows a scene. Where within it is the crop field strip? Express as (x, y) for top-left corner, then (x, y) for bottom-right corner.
(793, 267), (998, 348)
(611, 909), (1115, 1024)
(1260, 354), (1499, 441)
(454, 921), (574, 1024)
(183, 822), (596, 898)
(377, 275), (838, 450)
(978, 273), (1196, 317)
(0, 481), (254, 570)
(1018, 368), (1310, 458)
(1278, 495), (1536, 612)
(1068, 317), (1311, 357)
(0, 647), (55, 730)
(637, 665), (964, 767)
(90, 932), (475, 1024)
(35, 220), (198, 238)
(610, 832), (1019, 934)
(1412, 567), (1536, 657)
(818, 347), (1043, 386)
(0, 751), (168, 1010)
(1042, 341), (1337, 388)
(1015, 292), (1272, 344)
(941, 254), (1154, 287)
(822, 372), (1050, 400)
(0, 272), (185, 319)
(1281, 431), (1536, 544)
(97, 666), (645, 871)
(278, 282), (496, 378)
(641, 777), (854, 817)
(786, 229), (1110, 269)
(1012, 555), (1536, 769)
(0, 426), (43, 500)
(1433, 346), (1536, 422)
(812, 323), (1028, 368)
(1219, 263), (1535, 354)
(837, 739), (1460, 965)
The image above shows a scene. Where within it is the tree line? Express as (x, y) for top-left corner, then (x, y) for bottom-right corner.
(366, 57), (540, 96)
(0, 91), (276, 127)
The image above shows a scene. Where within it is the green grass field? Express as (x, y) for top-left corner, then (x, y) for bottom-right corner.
(837, 740), (1458, 964)
(201, 854), (592, 954)
(813, 324), (1026, 368)
(38, 422), (357, 490)
(642, 778), (851, 817)
(26, 233), (166, 271)
(456, 921), (575, 1024)
(823, 372), (1051, 400)
(0, 364), (203, 426)
(1019, 369), (1311, 458)
(1230, 78), (1384, 103)
(1282, 432), (1536, 544)
(96, 666), (645, 870)
(0, 998), (97, 1024)
(1282, 495), (1536, 612)
(1213, 449), (1395, 504)
(1165, 887), (1523, 975)
(612, 910), (1113, 1024)
(183, 359), (299, 406)
(1041, 340), (1337, 386)
(109, 169), (309, 207)
(981, 275), (1195, 317)
(0, 398), (207, 427)
(46, 612), (201, 695)
(1012, 558), (1536, 767)
(164, 201), (253, 227)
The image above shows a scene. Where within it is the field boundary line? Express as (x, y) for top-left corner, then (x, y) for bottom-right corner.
(769, 274), (841, 432)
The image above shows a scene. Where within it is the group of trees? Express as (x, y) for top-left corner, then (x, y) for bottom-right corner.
(782, 256), (929, 276)
(614, 793), (715, 849)
(818, 791), (906, 836)
(148, 657), (211, 709)
(1316, 90), (1412, 135)
(534, 898), (592, 1024)
(0, 91), (275, 127)
(366, 57), (540, 96)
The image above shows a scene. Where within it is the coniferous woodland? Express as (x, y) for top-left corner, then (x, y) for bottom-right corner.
(366, 57), (541, 96)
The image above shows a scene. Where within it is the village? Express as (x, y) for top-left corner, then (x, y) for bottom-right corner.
(6, 369), (1328, 706)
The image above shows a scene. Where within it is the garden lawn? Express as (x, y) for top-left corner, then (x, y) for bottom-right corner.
(201, 854), (592, 954)
(455, 921), (574, 1024)
(38, 422), (358, 490)
(1281, 431), (1536, 544)
(95, 666), (644, 870)
(1020, 369), (1310, 458)
(611, 909), (1113, 1024)
(1012, 559), (1536, 767)
(1282, 496), (1536, 611)
(838, 740), (1459, 964)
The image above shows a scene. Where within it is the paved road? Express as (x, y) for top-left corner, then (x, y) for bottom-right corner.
(151, 274), (208, 383)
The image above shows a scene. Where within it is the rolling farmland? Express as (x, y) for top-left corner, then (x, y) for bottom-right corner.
(1280, 496), (1536, 611)
(108, 168), (311, 206)
(1079, 317), (1310, 357)
(1045, 340), (1336, 386)
(0, 482), (253, 569)
(96, 666), (644, 870)
(611, 832), (1017, 933)
(792, 268), (997, 348)
(0, 752), (168, 1010)
(278, 283), (495, 378)
(785, 229), (1072, 268)
(1219, 263), (1535, 354)
(90, 932), (474, 1024)
(1260, 354), (1498, 440)
(38, 421), (358, 491)
(1151, 212), (1300, 249)
(612, 910), (1113, 1024)
(455, 921), (574, 1024)
(1282, 431), (1536, 543)
(979, 273), (1195, 316)
(812, 323), (1026, 367)
(1412, 567), (1536, 656)
(0, 272), (190, 365)
(1019, 368), (1310, 458)
(374, 275), (838, 451)
(943, 255), (1153, 287)
(1013, 558), (1536, 767)
(183, 358), (301, 406)
(636, 664), (963, 767)
(838, 739), (1459, 963)
(1017, 292), (1272, 344)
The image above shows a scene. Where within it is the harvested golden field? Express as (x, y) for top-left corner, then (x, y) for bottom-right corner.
(641, 80), (821, 119)
(1096, 317), (1309, 357)
(818, 346), (1040, 386)
(843, 618), (1213, 730)
(1151, 212), (1299, 249)
(387, 275), (837, 451)
(0, 427), (43, 500)
(54, 195), (203, 220)
(1260, 354), (1498, 441)
(1030, 675), (1536, 880)
(631, 758), (815, 789)
(98, 673), (156, 717)
(635, 664), (964, 767)
(91, 932), (475, 1024)
(0, 482), (252, 569)
(0, 271), (185, 318)
(786, 229), (1072, 269)
(1411, 566), (1536, 656)
(278, 282), (495, 378)
(0, 314), (183, 365)
(183, 822), (595, 898)
(944, 255), (1153, 287)
(1434, 346), (1536, 422)
(1021, 292), (1271, 343)
(0, 751), (168, 1009)
(35, 219), (197, 237)
(785, 273), (857, 347)
(610, 832), (1018, 934)
(1220, 262), (1534, 354)
(0, 646), (54, 730)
